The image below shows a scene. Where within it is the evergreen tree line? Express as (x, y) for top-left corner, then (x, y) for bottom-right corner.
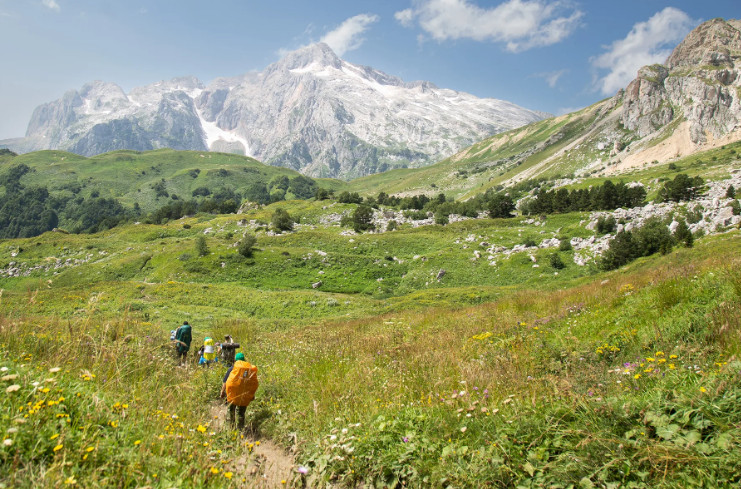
(332, 189), (516, 221)
(520, 180), (647, 215)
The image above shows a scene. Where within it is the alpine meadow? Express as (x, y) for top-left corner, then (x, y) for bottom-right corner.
(1, 9), (741, 489)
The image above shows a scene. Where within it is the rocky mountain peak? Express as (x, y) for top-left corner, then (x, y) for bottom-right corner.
(621, 17), (741, 145)
(666, 18), (741, 70)
(275, 42), (342, 71)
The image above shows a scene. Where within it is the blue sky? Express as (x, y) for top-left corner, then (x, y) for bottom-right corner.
(0, 0), (738, 139)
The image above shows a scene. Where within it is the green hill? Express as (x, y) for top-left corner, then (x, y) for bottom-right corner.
(0, 148), (345, 212)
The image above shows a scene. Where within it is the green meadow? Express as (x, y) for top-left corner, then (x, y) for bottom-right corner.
(1, 142), (741, 487)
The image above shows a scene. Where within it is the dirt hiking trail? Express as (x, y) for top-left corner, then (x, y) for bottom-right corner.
(209, 403), (305, 488)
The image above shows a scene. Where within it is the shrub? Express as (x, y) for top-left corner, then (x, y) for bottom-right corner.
(558, 239), (572, 251)
(238, 233), (257, 258)
(352, 205), (375, 233)
(434, 211), (449, 225)
(271, 208), (294, 233)
(726, 185), (736, 199)
(730, 200), (741, 216)
(634, 217), (674, 256)
(673, 220), (693, 248)
(195, 236), (209, 257)
(549, 253), (565, 269)
(386, 220), (398, 232)
(487, 193), (515, 218)
(523, 238), (537, 247)
(596, 216), (616, 234)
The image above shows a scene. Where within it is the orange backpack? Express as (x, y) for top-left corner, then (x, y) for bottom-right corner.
(225, 360), (259, 407)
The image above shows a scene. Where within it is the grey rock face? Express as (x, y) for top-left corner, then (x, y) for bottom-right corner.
(621, 18), (741, 144)
(8, 43), (546, 179)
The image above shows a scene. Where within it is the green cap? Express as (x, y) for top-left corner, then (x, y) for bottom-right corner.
(235, 352), (245, 361)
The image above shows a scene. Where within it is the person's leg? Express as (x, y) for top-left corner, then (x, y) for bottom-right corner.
(227, 403), (236, 428)
(237, 405), (246, 430)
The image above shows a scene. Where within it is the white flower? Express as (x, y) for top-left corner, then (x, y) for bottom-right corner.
(3, 439), (12, 446)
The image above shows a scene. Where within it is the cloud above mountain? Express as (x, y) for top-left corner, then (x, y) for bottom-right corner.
(395, 0), (582, 52)
(42, 0), (60, 12)
(320, 13), (379, 56)
(592, 7), (697, 95)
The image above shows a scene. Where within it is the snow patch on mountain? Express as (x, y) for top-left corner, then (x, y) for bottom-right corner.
(197, 109), (251, 156)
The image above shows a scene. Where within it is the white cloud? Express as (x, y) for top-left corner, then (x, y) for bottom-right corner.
(592, 7), (697, 95)
(533, 69), (567, 88)
(42, 0), (60, 12)
(320, 13), (380, 57)
(395, 8), (415, 27)
(394, 0), (582, 52)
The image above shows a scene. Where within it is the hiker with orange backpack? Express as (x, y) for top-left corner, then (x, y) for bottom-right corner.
(220, 352), (259, 430)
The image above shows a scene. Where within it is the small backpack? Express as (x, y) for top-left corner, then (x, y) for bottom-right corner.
(225, 360), (259, 407)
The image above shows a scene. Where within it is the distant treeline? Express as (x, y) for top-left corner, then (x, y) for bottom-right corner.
(520, 180), (647, 215)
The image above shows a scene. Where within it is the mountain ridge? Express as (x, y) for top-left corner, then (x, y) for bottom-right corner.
(1, 43), (546, 180)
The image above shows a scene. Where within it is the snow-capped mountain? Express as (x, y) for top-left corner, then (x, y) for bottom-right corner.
(4, 43), (548, 179)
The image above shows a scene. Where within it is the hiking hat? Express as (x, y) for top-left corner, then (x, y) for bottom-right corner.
(235, 352), (246, 361)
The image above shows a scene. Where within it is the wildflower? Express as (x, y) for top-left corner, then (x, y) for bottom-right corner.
(64, 476), (76, 485)
(297, 466), (309, 475)
(85, 446), (95, 452)
(669, 354), (678, 359)
(224, 472), (233, 479)
(50, 434), (59, 440)
(134, 440), (141, 446)
(655, 351), (664, 357)
(3, 439), (12, 447)
(281, 480), (287, 485)
(634, 374), (641, 380)
(460, 426), (467, 433)
(196, 424), (207, 433)
(210, 467), (219, 474)
(402, 437), (409, 443)
(53, 444), (63, 452)
(49, 367), (61, 373)
(6, 385), (20, 393)
(700, 387), (707, 393)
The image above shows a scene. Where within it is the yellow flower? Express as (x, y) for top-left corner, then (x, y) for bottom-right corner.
(85, 446), (95, 452)
(53, 444), (63, 452)
(669, 364), (676, 370)
(210, 467), (219, 474)
(50, 434), (60, 440)
(64, 476), (76, 485)
(196, 424), (207, 433)
(255, 441), (260, 446)
(669, 354), (678, 359)
(634, 374), (641, 380)
(224, 472), (233, 479)
(281, 480), (286, 485)
(700, 387), (707, 393)
(655, 351), (664, 357)
(134, 440), (141, 446)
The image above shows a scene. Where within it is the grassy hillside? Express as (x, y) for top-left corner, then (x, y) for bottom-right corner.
(0, 149), (345, 212)
(0, 164), (740, 487)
